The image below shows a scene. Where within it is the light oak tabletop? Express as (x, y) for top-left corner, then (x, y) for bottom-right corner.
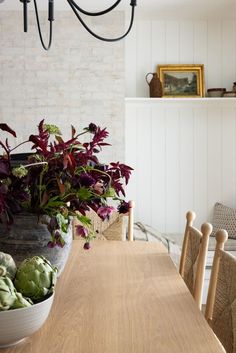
(3, 240), (225, 353)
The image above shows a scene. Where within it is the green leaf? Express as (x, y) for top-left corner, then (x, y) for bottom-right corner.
(44, 124), (62, 136)
(76, 214), (92, 227)
(42, 196), (65, 211)
(75, 166), (90, 175)
(76, 187), (93, 201)
(56, 213), (69, 233)
(103, 187), (116, 198)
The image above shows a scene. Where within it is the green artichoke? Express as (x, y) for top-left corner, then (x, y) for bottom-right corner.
(14, 256), (57, 301)
(0, 252), (17, 280)
(0, 276), (32, 311)
(11, 292), (33, 310)
(0, 276), (16, 310)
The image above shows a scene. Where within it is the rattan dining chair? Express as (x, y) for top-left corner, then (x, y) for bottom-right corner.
(179, 211), (212, 310)
(73, 200), (135, 242)
(205, 229), (236, 353)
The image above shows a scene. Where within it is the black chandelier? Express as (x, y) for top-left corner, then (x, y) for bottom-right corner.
(19, 0), (137, 51)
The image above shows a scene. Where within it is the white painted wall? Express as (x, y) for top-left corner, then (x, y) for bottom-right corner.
(124, 16), (236, 232)
(125, 19), (236, 97)
(125, 98), (236, 232)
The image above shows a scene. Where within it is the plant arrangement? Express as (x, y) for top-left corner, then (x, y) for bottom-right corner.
(0, 121), (132, 249)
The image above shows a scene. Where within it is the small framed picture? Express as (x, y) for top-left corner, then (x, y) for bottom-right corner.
(157, 64), (205, 97)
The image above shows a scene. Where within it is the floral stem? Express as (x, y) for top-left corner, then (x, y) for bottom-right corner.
(9, 140), (30, 153)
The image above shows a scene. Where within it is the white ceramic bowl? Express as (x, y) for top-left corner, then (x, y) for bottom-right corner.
(0, 294), (54, 348)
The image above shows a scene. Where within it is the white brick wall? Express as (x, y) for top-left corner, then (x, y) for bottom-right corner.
(0, 11), (125, 163)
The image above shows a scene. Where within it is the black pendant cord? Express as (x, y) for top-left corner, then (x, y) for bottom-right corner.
(67, 0), (135, 42)
(23, 0), (28, 32)
(67, 0), (122, 16)
(33, 0), (53, 51)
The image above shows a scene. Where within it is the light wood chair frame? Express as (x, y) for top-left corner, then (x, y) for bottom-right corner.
(127, 200), (135, 241)
(179, 211), (212, 310)
(205, 229), (228, 325)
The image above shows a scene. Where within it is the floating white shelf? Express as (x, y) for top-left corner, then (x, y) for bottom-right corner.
(125, 97), (236, 104)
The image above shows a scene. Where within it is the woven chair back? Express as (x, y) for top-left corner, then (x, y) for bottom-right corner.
(182, 227), (202, 295)
(211, 250), (236, 353)
(179, 211), (211, 310)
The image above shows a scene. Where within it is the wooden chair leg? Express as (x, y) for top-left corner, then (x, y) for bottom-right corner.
(127, 200), (135, 241)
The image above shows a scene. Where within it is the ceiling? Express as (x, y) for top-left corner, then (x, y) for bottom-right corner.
(1, 0), (236, 18)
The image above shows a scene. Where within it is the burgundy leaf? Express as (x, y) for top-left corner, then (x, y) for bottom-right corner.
(0, 160), (9, 177)
(29, 135), (48, 154)
(0, 124), (16, 137)
(38, 119), (45, 134)
(71, 125), (76, 138)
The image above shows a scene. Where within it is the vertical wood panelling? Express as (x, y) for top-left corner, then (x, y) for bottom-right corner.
(136, 21), (152, 97)
(125, 21), (137, 97)
(136, 107), (152, 224)
(221, 20), (236, 90)
(179, 22), (194, 63)
(125, 101), (236, 233)
(207, 20), (222, 88)
(151, 106), (166, 231)
(207, 107), (222, 219)
(221, 108), (236, 207)
(125, 16), (236, 231)
(179, 108), (194, 231)
(125, 19), (236, 97)
(151, 21), (166, 72)
(165, 107), (180, 232)
(166, 21), (180, 63)
(125, 105), (138, 218)
(193, 21), (208, 88)
(193, 108), (208, 228)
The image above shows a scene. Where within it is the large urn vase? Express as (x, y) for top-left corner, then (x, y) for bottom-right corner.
(0, 213), (72, 276)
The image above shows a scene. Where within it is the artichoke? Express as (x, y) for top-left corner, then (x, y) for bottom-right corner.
(0, 251), (17, 280)
(14, 256), (57, 301)
(0, 276), (32, 311)
(0, 276), (16, 310)
(11, 292), (33, 310)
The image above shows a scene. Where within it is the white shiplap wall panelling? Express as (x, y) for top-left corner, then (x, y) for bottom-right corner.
(193, 107), (208, 228)
(193, 21), (208, 63)
(151, 21), (166, 70)
(125, 104), (138, 212)
(179, 107), (194, 231)
(136, 106), (152, 224)
(125, 100), (236, 233)
(221, 108), (236, 207)
(207, 20), (222, 89)
(125, 19), (236, 97)
(125, 21), (137, 97)
(166, 21), (180, 63)
(151, 106), (166, 231)
(222, 20), (236, 90)
(136, 21), (152, 97)
(207, 106), (222, 219)
(165, 107), (180, 232)
(179, 22), (194, 63)
(125, 15), (236, 232)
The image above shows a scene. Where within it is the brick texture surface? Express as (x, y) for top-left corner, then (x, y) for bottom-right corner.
(0, 11), (125, 162)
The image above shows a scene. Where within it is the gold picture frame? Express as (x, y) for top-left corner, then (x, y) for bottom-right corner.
(157, 64), (205, 98)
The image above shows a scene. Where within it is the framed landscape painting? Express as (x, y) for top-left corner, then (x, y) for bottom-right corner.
(157, 64), (205, 97)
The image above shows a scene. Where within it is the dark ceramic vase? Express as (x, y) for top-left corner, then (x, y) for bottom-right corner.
(0, 213), (72, 276)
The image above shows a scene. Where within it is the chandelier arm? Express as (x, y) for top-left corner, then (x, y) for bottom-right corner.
(33, 0), (53, 51)
(67, 0), (122, 16)
(67, 0), (135, 42)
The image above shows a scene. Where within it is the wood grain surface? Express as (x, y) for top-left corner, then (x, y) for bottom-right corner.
(2, 241), (225, 353)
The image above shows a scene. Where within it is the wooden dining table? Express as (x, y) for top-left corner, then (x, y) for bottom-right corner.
(3, 240), (225, 353)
